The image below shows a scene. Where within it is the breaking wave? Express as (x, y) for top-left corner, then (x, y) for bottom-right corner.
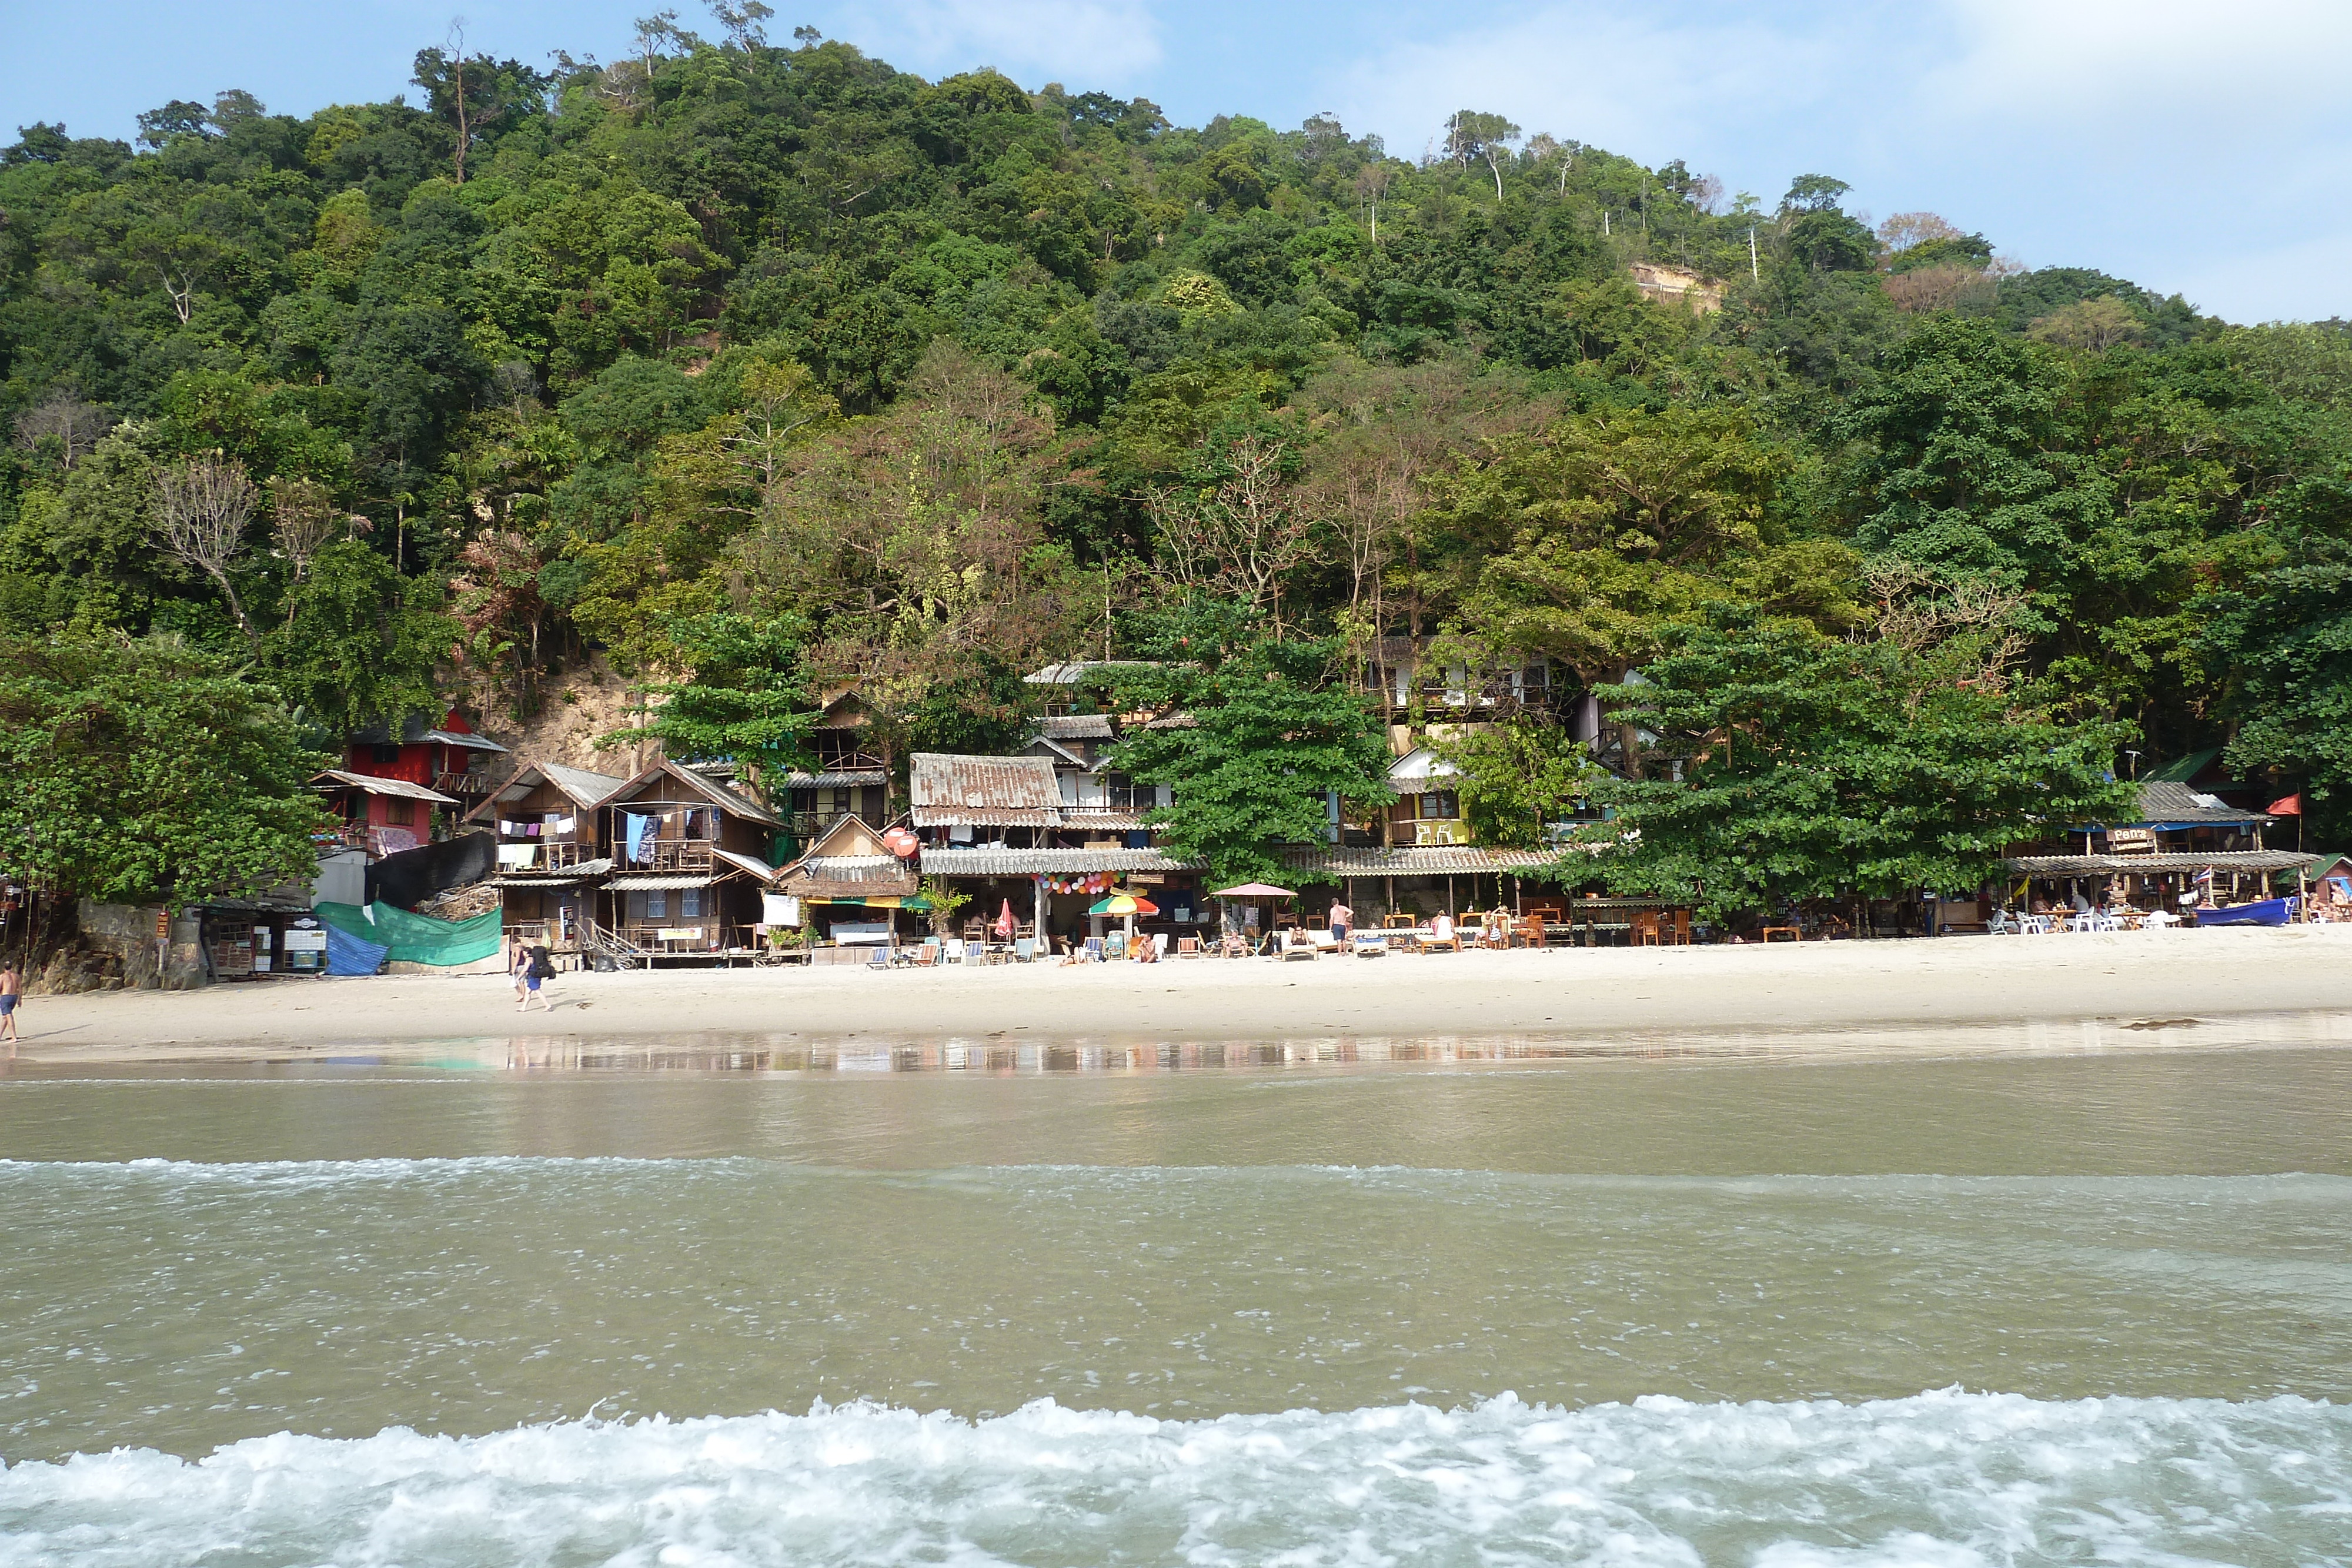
(5, 1389), (2348, 1568)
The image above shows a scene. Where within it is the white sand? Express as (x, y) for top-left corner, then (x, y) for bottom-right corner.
(8, 925), (2350, 1064)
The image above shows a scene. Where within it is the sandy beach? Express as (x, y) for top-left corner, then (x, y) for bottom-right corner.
(5, 924), (2348, 1065)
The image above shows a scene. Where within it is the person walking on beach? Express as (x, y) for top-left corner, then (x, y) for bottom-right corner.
(1329, 898), (1352, 943)
(508, 937), (529, 1004)
(0, 960), (19, 1049)
(517, 943), (553, 1012)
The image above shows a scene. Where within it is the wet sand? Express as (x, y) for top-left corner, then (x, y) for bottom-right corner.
(8, 924), (2350, 1064)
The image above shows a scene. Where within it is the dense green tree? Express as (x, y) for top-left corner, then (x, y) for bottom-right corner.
(1582, 608), (2136, 921)
(0, 631), (332, 905)
(0, 9), (2336, 848)
(1107, 606), (1393, 885)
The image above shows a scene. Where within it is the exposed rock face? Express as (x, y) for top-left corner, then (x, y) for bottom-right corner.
(35, 945), (125, 995)
(1628, 263), (1725, 314)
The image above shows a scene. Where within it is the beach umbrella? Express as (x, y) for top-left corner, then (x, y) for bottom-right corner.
(1088, 892), (1159, 916)
(993, 897), (1016, 938)
(1210, 882), (1294, 898)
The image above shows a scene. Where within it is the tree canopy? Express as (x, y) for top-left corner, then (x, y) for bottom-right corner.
(1, 6), (2343, 850)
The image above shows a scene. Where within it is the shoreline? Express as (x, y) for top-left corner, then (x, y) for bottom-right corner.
(6, 925), (2349, 1066)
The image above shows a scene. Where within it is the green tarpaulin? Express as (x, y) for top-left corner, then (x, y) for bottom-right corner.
(315, 901), (504, 967)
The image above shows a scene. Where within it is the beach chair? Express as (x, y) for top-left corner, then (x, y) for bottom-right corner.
(1519, 914), (1549, 949)
(1351, 931), (1388, 958)
(1014, 937), (1035, 962)
(1083, 936), (1105, 962)
(1176, 936), (1201, 958)
(1672, 909), (1693, 945)
(911, 940), (941, 967)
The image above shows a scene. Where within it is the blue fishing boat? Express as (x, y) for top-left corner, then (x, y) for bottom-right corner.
(2196, 896), (2296, 927)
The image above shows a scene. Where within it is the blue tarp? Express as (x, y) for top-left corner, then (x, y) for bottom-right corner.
(324, 922), (390, 976)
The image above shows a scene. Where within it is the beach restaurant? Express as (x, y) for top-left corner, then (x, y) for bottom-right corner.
(2003, 781), (2320, 915)
(907, 751), (1204, 951)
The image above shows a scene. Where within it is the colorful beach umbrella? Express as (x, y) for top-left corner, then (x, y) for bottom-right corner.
(1088, 892), (1159, 916)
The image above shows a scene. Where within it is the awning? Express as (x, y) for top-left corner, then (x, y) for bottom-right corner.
(712, 848), (779, 882)
(777, 769), (890, 788)
(803, 894), (934, 909)
(496, 875), (591, 888)
(919, 847), (1196, 876)
(1284, 845), (1563, 876)
(422, 730), (509, 753)
(913, 806), (1063, 828)
(310, 769), (460, 805)
(606, 873), (719, 891)
(2004, 851), (2319, 875)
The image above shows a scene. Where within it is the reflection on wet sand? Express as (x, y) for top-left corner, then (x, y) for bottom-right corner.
(477, 1007), (2352, 1075)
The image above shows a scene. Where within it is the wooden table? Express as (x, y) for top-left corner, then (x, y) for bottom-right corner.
(1761, 925), (1802, 942)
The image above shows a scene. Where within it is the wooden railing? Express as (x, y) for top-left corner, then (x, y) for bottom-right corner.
(617, 841), (716, 872)
(436, 770), (499, 796)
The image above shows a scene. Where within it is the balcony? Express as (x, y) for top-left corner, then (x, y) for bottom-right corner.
(436, 770), (500, 797)
(619, 841), (717, 873)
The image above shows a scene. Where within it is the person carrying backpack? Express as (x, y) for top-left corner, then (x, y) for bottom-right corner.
(517, 943), (554, 1012)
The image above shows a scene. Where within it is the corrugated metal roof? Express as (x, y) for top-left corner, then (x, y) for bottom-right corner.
(2146, 749), (2222, 784)
(422, 729), (509, 753)
(310, 770), (460, 805)
(910, 754), (1063, 813)
(2006, 851), (2318, 875)
(913, 806), (1063, 828)
(2121, 781), (2269, 827)
(1037, 714), (1114, 740)
(496, 875), (593, 888)
(920, 847), (1197, 876)
(542, 762), (630, 805)
(777, 770), (890, 788)
(606, 872), (720, 891)
(800, 855), (904, 880)
(1284, 845), (1562, 875)
(1023, 660), (1158, 684)
(474, 761), (632, 817)
(712, 848), (779, 882)
(1059, 810), (1152, 832)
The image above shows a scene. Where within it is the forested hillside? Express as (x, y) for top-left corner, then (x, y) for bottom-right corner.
(4, 8), (2347, 841)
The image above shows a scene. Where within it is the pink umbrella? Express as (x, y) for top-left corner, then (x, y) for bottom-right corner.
(993, 898), (1017, 938)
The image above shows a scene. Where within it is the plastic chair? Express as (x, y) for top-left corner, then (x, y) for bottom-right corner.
(1014, 937), (1035, 962)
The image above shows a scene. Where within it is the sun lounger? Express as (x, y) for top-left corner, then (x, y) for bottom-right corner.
(1351, 932), (1388, 957)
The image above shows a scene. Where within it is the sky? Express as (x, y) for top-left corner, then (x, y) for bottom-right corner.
(4, 0), (2344, 323)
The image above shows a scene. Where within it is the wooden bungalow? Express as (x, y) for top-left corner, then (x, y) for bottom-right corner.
(341, 708), (510, 813)
(908, 751), (1201, 950)
(309, 770), (462, 858)
(2003, 780), (2319, 917)
(596, 759), (785, 961)
(463, 760), (633, 954)
(772, 814), (922, 952)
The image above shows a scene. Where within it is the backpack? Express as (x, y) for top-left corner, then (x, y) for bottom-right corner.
(529, 947), (554, 979)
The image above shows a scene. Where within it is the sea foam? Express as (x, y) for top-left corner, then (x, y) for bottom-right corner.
(4, 1390), (2347, 1568)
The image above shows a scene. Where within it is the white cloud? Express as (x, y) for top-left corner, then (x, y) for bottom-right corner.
(839, 0), (1162, 85)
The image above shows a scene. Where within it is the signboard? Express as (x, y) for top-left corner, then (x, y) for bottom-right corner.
(1130, 873), (1166, 885)
(282, 930), (329, 953)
